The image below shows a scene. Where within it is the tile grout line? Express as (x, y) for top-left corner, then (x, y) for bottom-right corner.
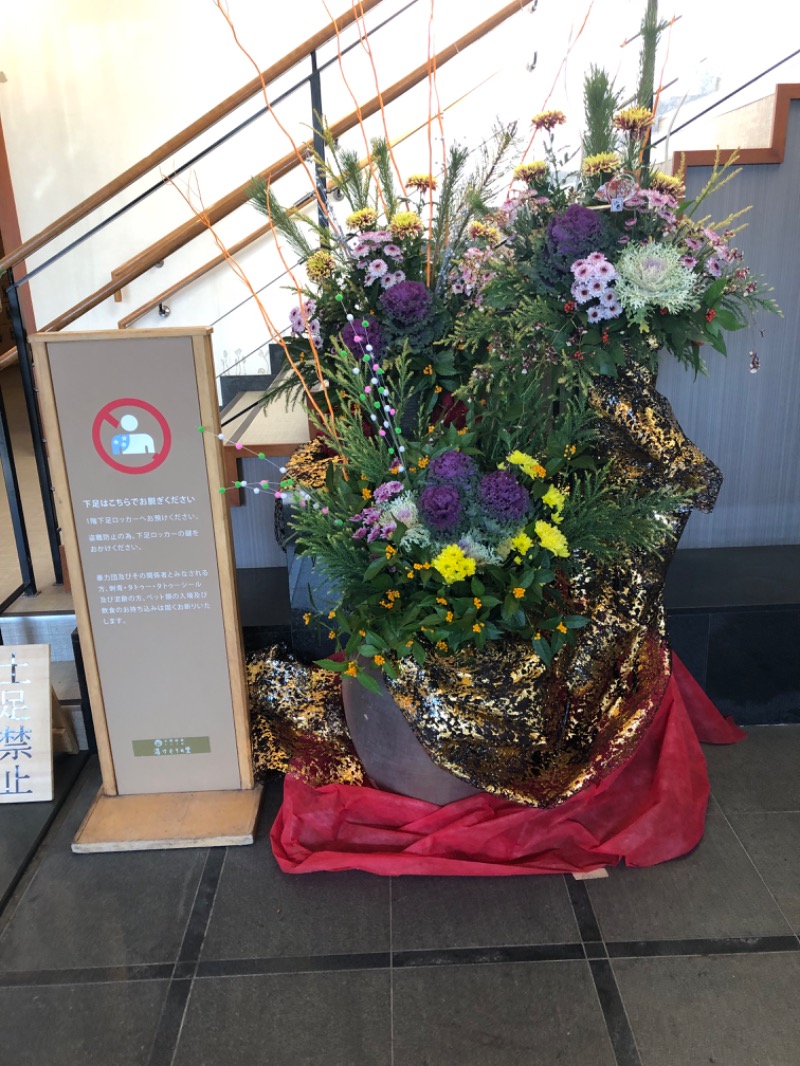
(147, 847), (227, 1066)
(389, 877), (394, 1066)
(712, 804), (800, 947)
(0, 755), (93, 939)
(564, 876), (642, 1066)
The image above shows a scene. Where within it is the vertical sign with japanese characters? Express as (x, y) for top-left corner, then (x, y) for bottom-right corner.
(0, 645), (53, 804)
(32, 330), (251, 796)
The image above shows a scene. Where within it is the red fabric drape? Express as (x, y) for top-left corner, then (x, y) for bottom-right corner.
(270, 656), (744, 876)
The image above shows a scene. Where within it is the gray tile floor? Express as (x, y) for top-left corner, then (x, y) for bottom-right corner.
(2, 728), (800, 1066)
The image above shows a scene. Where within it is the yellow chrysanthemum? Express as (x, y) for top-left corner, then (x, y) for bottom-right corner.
(582, 152), (620, 177)
(432, 543), (477, 585)
(649, 170), (686, 198)
(513, 161), (548, 184)
(612, 106), (654, 136)
(542, 485), (566, 523)
(407, 174), (437, 191)
(510, 531), (534, 556)
(535, 520), (569, 558)
(468, 221), (501, 244)
(507, 450), (546, 480)
(346, 207), (378, 231)
(389, 210), (424, 239)
(531, 109), (567, 131)
(306, 250), (335, 282)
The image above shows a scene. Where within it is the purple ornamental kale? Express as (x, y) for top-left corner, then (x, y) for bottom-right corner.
(478, 470), (531, 523)
(427, 450), (478, 484)
(379, 280), (433, 324)
(418, 484), (462, 532)
(342, 318), (385, 358)
(546, 204), (605, 266)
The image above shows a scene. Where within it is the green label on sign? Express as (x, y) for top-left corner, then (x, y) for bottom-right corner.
(132, 736), (211, 757)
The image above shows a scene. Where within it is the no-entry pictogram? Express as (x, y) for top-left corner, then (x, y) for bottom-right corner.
(91, 398), (172, 475)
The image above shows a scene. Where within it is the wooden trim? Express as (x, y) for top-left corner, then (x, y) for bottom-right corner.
(192, 333), (254, 789)
(0, 0), (385, 274)
(72, 784), (263, 852)
(30, 334), (119, 794)
(0, 112), (37, 333)
(0, 347), (18, 371)
(40, 1), (527, 334)
(676, 83), (800, 170)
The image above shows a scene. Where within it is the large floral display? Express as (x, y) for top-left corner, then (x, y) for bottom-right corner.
(243, 9), (778, 815)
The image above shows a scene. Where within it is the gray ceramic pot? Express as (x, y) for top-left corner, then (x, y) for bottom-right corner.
(341, 668), (481, 805)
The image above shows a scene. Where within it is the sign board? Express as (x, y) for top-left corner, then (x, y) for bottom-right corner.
(0, 645), (53, 804)
(31, 330), (254, 819)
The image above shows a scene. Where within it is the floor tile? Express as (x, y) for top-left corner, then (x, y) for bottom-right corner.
(173, 970), (390, 1066)
(705, 608), (800, 724)
(586, 814), (792, 941)
(0, 771), (207, 971)
(391, 874), (578, 951)
(393, 959), (615, 1066)
(705, 725), (800, 812)
(613, 952), (800, 1066)
(666, 611), (709, 689)
(0, 755), (85, 906)
(0, 978), (168, 1066)
(201, 820), (390, 961)
(727, 811), (800, 932)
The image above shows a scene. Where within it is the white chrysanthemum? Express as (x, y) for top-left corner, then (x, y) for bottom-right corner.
(615, 240), (699, 328)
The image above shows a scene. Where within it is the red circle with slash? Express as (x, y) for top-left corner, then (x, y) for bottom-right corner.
(91, 398), (172, 475)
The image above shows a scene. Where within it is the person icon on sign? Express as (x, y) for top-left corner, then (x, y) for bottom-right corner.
(111, 413), (156, 456)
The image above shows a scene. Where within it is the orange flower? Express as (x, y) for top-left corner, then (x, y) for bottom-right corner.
(512, 587), (525, 599)
(373, 654), (386, 666)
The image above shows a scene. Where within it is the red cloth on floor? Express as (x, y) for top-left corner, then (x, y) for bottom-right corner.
(270, 657), (745, 876)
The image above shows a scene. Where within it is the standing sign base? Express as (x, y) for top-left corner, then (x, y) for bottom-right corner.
(72, 785), (263, 853)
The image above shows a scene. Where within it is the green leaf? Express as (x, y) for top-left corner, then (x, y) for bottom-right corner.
(315, 658), (346, 673)
(471, 577), (486, 597)
(703, 278), (726, 306)
(356, 671), (382, 694)
(714, 308), (745, 331)
(363, 557), (388, 581)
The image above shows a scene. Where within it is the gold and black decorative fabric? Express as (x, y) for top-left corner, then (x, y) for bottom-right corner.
(248, 649), (365, 788)
(249, 368), (721, 807)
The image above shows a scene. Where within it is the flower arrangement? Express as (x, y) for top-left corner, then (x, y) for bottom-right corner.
(284, 348), (679, 688)
(450, 103), (780, 379)
(247, 6), (778, 694)
(250, 127), (516, 422)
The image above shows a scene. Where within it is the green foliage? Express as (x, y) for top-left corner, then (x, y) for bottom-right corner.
(582, 66), (622, 159)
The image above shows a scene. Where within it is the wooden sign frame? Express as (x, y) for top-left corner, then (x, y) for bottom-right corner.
(31, 328), (261, 851)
